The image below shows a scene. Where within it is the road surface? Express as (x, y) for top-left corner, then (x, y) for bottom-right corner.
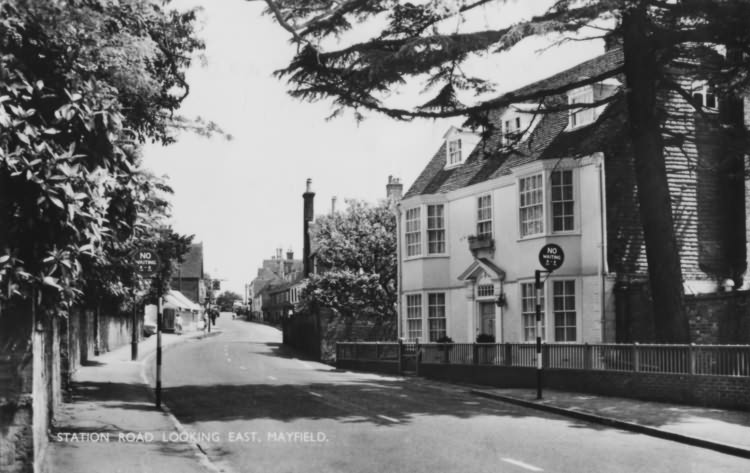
(148, 318), (748, 473)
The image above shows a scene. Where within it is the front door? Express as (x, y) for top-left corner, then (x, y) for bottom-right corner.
(479, 302), (495, 337)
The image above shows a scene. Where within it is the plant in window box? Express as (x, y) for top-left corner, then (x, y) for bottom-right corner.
(476, 333), (495, 343)
(468, 234), (494, 251)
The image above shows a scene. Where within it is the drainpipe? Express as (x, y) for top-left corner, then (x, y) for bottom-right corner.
(395, 202), (403, 340)
(596, 154), (609, 341)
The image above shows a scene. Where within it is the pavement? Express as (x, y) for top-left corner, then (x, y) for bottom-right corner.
(43, 328), (222, 473)
(43, 322), (750, 472)
(465, 386), (750, 459)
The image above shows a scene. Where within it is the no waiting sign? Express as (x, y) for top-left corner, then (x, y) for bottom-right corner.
(132, 249), (160, 276)
(539, 243), (564, 271)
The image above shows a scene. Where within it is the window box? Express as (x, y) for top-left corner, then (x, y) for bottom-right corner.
(468, 234), (494, 251)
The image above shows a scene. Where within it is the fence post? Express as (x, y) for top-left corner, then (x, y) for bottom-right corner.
(398, 340), (404, 374)
(473, 343), (479, 365)
(689, 343), (696, 375)
(336, 342), (340, 361)
(505, 342), (512, 367)
(584, 343), (592, 370)
(443, 343), (450, 364)
(415, 340), (421, 376)
(632, 343), (640, 372)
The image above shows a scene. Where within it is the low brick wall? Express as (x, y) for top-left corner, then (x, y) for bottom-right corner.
(419, 364), (535, 387)
(419, 363), (750, 410)
(336, 359), (401, 376)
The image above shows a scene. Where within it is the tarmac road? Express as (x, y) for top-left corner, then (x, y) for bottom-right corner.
(148, 318), (749, 473)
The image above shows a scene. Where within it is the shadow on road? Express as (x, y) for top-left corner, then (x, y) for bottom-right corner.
(71, 381), (153, 404)
(159, 379), (630, 432)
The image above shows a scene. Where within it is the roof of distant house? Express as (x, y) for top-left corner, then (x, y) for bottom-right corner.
(176, 242), (203, 279)
(404, 48), (625, 198)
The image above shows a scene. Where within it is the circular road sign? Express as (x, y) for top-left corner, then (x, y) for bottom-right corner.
(539, 243), (564, 272)
(133, 249), (161, 276)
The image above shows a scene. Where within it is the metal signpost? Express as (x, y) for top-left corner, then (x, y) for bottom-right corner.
(132, 249), (162, 407)
(535, 243), (564, 400)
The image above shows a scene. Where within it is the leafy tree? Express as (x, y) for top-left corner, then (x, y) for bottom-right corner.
(261, 0), (750, 342)
(301, 199), (396, 320)
(216, 290), (243, 311)
(0, 0), (204, 331)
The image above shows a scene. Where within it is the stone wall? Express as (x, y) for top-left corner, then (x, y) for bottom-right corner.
(0, 397), (33, 473)
(283, 308), (397, 362)
(2, 303), (141, 473)
(615, 284), (750, 344)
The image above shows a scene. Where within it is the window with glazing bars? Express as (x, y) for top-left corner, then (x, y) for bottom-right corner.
(519, 174), (543, 237)
(427, 204), (445, 254)
(569, 89), (595, 128)
(477, 284), (494, 297)
(553, 280), (576, 342)
(427, 293), (446, 341)
(448, 139), (462, 165)
(406, 294), (422, 341)
(477, 195), (492, 239)
(551, 170), (574, 232)
(405, 207), (421, 256)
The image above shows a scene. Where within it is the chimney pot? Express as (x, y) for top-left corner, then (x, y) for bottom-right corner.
(386, 175), (404, 201)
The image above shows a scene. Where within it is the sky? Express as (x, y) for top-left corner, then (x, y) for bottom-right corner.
(142, 0), (603, 297)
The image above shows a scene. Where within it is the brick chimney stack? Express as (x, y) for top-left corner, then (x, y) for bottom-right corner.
(386, 175), (403, 201)
(331, 196), (337, 215)
(302, 179), (315, 277)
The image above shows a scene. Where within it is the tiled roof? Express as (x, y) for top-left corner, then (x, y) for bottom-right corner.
(176, 243), (203, 279)
(404, 48), (625, 198)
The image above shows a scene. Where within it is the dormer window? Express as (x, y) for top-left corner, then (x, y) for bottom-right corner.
(502, 117), (523, 145)
(691, 81), (717, 111)
(443, 126), (480, 169)
(448, 139), (462, 165)
(568, 86), (595, 129)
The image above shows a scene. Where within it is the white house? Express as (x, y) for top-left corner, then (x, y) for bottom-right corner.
(397, 47), (746, 344)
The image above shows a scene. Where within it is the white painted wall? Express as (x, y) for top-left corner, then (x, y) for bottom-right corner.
(400, 154), (609, 343)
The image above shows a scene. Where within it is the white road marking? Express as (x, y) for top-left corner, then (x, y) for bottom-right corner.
(267, 376), (277, 381)
(501, 458), (543, 472)
(294, 358), (315, 369)
(309, 391), (323, 398)
(376, 415), (399, 423)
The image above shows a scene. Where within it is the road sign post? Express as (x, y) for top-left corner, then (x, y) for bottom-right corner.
(156, 296), (162, 408)
(535, 244), (565, 400)
(131, 248), (162, 407)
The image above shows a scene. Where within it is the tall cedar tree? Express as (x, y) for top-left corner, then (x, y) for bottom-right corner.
(260, 0), (750, 343)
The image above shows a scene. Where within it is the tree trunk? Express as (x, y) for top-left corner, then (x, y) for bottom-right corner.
(622, 7), (690, 343)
